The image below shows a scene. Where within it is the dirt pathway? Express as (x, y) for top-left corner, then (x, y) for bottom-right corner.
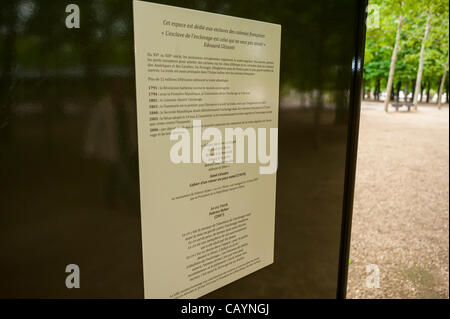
(347, 102), (449, 298)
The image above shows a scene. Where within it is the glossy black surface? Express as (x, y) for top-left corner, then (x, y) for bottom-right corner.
(0, 0), (366, 298)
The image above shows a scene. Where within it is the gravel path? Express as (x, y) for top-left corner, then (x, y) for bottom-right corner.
(347, 101), (449, 299)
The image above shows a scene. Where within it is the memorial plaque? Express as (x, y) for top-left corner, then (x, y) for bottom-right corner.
(133, 1), (281, 298)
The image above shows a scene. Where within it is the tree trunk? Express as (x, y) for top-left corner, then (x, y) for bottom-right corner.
(404, 81), (409, 102)
(426, 81), (430, 103)
(438, 53), (449, 109)
(384, 14), (404, 112)
(376, 79), (380, 100)
(447, 80), (449, 103)
(413, 12), (432, 109)
(396, 81), (402, 102)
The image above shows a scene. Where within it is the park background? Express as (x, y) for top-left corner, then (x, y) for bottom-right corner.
(0, 0), (447, 298)
(348, 0), (449, 298)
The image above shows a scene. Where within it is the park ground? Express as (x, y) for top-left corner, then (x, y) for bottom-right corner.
(347, 101), (449, 299)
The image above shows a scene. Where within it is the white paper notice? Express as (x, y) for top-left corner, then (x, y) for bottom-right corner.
(133, 0), (281, 298)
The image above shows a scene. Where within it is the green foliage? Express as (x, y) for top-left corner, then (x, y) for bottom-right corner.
(364, 0), (449, 95)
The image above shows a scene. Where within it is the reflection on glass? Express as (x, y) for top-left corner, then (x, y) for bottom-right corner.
(0, 0), (361, 298)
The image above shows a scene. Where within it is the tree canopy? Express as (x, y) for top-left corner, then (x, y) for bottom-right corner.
(364, 0), (449, 103)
